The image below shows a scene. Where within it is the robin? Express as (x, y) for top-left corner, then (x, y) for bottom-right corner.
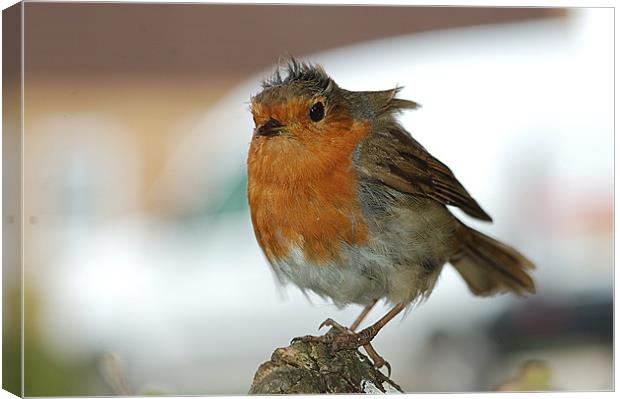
(247, 59), (535, 371)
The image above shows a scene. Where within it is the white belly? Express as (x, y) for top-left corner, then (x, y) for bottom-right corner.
(269, 206), (453, 307)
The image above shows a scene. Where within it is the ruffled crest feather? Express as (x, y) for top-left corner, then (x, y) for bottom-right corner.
(262, 57), (332, 92)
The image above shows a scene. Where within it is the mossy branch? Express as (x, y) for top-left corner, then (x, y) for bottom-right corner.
(249, 333), (402, 394)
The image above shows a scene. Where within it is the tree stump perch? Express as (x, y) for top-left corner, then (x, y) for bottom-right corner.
(249, 333), (402, 394)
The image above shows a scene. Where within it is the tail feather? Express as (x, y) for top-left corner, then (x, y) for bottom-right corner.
(450, 222), (535, 296)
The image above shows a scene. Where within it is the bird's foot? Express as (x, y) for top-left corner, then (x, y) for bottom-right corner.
(292, 332), (370, 351)
(291, 318), (350, 346)
(293, 318), (375, 348)
(326, 324), (379, 351)
(293, 323), (389, 373)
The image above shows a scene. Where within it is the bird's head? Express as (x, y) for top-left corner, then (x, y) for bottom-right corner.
(248, 59), (419, 181)
(250, 58), (419, 142)
(250, 59), (350, 145)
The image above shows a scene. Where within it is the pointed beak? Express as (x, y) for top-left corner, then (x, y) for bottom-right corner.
(256, 118), (285, 137)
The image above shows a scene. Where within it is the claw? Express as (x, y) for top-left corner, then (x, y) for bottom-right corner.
(295, 318), (351, 346)
(362, 344), (391, 377)
(318, 318), (351, 335)
(291, 334), (315, 344)
(291, 335), (307, 345)
(292, 334), (334, 346)
(379, 360), (392, 377)
(318, 318), (335, 330)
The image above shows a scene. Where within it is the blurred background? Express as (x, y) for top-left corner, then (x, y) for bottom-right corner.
(9, 3), (613, 395)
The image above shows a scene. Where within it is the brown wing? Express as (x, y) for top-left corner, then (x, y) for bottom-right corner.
(356, 123), (493, 221)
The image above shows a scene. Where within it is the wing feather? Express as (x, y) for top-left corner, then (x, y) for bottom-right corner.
(357, 123), (492, 221)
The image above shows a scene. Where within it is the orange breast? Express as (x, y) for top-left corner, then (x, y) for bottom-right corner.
(247, 121), (371, 266)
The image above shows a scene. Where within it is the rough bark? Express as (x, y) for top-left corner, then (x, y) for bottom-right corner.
(249, 335), (402, 394)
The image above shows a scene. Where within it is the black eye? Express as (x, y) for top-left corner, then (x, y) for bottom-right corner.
(309, 102), (325, 122)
